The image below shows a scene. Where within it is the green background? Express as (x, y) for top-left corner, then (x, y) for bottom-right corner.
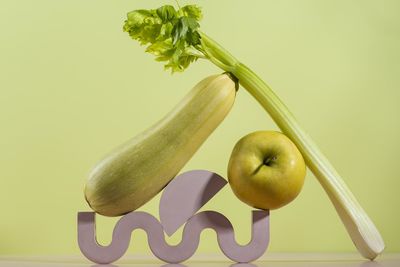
(1, 0), (399, 256)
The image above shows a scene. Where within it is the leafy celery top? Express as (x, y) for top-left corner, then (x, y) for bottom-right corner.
(123, 4), (384, 260)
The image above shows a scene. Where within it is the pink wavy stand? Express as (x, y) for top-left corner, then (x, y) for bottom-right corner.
(77, 170), (270, 264)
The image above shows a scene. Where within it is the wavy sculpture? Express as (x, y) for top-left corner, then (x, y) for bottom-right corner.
(78, 170), (270, 264)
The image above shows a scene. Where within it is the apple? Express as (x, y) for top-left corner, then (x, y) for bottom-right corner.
(227, 131), (306, 210)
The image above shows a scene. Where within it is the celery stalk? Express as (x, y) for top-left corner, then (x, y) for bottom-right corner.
(200, 32), (384, 260)
(123, 4), (385, 259)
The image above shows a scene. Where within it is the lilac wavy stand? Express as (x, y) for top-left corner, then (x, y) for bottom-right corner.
(78, 170), (270, 264)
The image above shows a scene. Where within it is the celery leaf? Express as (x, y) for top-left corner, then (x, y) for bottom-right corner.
(123, 4), (202, 73)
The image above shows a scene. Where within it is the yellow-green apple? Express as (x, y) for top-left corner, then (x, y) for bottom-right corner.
(228, 131), (306, 210)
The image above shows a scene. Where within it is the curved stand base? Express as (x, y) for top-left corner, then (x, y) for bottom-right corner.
(77, 210), (269, 264)
(78, 170), (270, 264)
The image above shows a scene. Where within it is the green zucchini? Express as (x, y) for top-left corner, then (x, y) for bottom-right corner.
(84, 73), (237, 216)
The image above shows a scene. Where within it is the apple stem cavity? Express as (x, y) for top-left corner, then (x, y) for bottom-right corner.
(263, 156), (276, 166)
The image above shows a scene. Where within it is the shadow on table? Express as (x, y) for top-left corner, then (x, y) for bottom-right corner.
(90, 260), (383, 267)
(90, 263), (258, 267)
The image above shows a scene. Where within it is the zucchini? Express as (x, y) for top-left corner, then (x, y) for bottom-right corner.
(84, 73), (237, 216)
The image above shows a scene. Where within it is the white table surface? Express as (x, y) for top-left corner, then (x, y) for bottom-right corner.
(0, 253), (399, 267)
